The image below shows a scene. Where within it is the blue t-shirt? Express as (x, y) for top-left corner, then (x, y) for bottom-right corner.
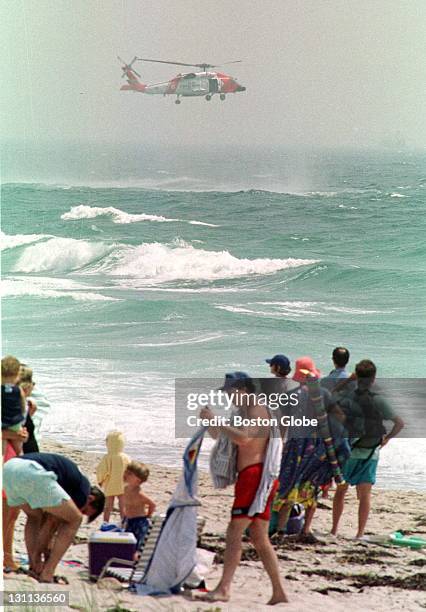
(19, 452), (90, 509)
(321, 368), (348, 391)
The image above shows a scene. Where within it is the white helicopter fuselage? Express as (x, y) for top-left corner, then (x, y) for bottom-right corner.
(146, 72), (219, 96)
(120, 66), (246, 99)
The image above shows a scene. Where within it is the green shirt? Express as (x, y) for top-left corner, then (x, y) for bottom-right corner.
(349, 394), (396, 460)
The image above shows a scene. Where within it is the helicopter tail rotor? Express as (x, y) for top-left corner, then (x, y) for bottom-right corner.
(118, 56), (141, 78)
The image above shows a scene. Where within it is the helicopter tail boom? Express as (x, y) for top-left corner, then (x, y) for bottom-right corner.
(118, 57), (147, 92)
(120, 72), (146, 92)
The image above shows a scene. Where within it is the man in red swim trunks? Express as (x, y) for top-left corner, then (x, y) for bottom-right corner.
(199, 373), (288, 605)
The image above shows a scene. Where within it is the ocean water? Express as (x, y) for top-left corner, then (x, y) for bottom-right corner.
(2, 144), (425, 490)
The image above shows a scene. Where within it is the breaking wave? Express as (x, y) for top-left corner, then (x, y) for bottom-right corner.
(61, 205), (219, 227)
(12, 236), (317, 283)
(0, 231), (50, 250)
(12, 237), (114, 273)
(105, 241), (317, 283)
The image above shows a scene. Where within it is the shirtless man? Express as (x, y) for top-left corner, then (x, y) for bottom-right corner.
(199, 372), (288, 605)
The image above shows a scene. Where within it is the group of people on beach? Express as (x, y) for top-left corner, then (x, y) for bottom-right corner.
(197, 348), (404, 604)
(1, 355), (155, 584)
(2, 348), (404, 605)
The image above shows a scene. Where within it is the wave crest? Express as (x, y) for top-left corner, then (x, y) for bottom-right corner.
(61, 205), (219, 227)
(107, 241), (317, 283)
(1, 231), (50, 251)
(13, 237), (113, 273)
(11, 236), (317, 283)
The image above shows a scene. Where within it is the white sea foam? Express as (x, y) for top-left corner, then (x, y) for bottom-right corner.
(134, 287), (255, 293)
(61, 204), (219, 227)
(62, 204), (177, 224)
(11, 236), (316, 283)
(163, 312), (186, 321)
(1, 277), (118, 301)
(106, 241), (317, 283)
(135, 332), (234, 347)
(215, 303), (322, 318)
(322, 305), (392, 314)
(0, 231), (50, 250)
(389, 193), (407, 198)
(12, 237), (113, 273)
(188, 220), (219, 227)
(215, 300), (390, 319)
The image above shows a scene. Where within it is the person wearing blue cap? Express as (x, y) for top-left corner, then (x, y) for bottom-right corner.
(263, 355), (299, 435)
(266, 354), (291, 378)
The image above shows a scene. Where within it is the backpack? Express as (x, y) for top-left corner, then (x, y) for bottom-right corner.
(342, 388), (386, 449)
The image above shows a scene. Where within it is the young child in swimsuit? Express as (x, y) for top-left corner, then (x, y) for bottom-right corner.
(1, 355), (27, 456)
(122, 461), (156, 548)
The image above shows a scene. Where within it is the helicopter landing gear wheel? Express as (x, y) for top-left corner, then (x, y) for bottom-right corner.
(220, 94), (226, 101)
(175, 98), (181, 105)
(205, 94), (211, 101)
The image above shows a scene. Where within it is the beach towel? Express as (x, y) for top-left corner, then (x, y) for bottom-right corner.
(29, 388), (51, 444)
(247, 422), (282, 516)
(209, 411), (239, 488)
(273, 377), (349, 512)
(210, 410), (282, 517)
(134, 427), (206, 596)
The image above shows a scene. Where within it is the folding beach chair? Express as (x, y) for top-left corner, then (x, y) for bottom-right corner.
(98, 515), (206, 584)
(100, 428), (207, 595)
(98, 514), (165, 583)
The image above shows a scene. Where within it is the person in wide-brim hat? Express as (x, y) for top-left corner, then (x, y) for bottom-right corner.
(292, 356), (321, 382)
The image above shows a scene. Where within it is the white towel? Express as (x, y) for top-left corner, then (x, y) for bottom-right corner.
(248, 422), (282, 516)
(210, 411), (282, 516)
(209, 410), (240, 488)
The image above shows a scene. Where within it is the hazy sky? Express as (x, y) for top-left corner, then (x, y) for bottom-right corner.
(2, 0), (426, 148)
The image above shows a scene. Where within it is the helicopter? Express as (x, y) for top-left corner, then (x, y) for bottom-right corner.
(118, 56), (246, 104)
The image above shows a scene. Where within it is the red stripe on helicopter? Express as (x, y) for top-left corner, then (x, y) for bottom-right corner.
(167, 76), (180, 94)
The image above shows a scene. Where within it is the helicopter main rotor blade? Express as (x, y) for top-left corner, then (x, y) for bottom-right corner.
(137, 58), (197, 68)
(135, 57), (242, 71)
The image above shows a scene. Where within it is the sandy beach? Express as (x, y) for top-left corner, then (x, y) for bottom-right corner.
(3, 438), (426, 611)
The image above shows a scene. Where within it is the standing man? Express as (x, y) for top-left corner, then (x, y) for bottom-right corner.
(331, 360), (404, 538)
(3, 452), (104, 582)
(321, 346), (351, 392)
(198, 372), (287, 605)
